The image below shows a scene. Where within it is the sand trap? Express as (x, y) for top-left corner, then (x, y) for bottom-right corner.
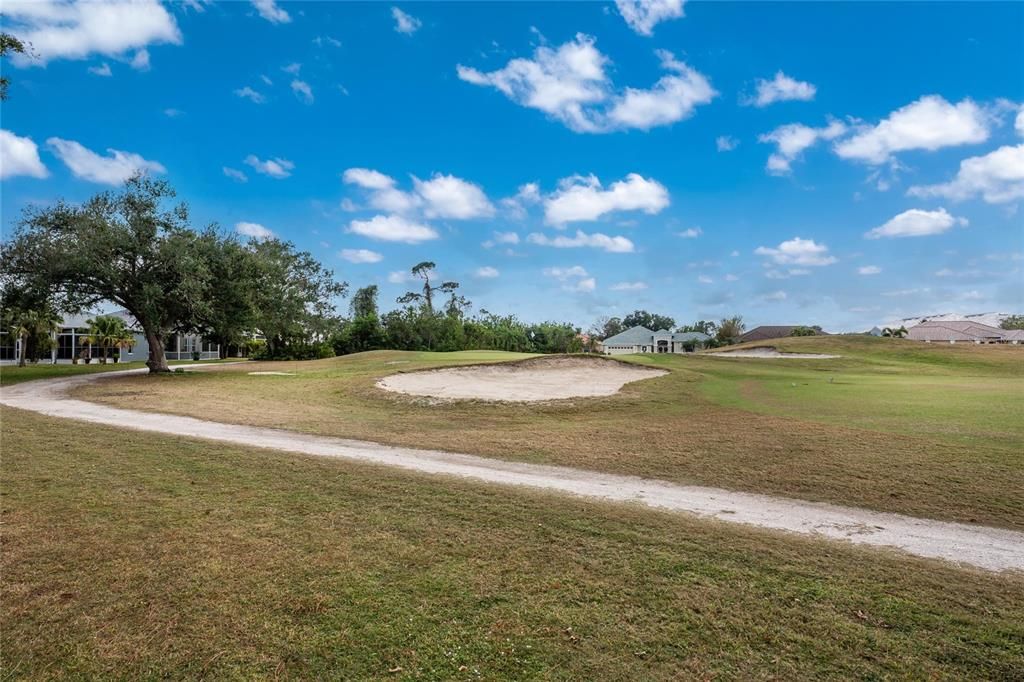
(248, 371), (297, 376)
(378, 356), (666, 402)
(712, 347), (839, 359)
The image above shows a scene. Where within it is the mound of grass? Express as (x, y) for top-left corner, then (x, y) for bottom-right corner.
(3, 407), (1022, 679)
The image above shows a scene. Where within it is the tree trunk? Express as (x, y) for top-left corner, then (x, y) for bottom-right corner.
(18, 331), (27, 367)
(145, 329), (171, 373)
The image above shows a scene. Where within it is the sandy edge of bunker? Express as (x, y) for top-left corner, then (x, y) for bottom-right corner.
(377, 355), (667, 402)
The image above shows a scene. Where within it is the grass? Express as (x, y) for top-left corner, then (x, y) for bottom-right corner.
(0, 358), (244, 387)
(3, 407), (1022, 679)
(71, 338), (1024, 529)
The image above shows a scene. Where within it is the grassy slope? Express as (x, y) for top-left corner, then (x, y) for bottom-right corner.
(72, 340), (1024, 529)
(2, 407), (1022, 679)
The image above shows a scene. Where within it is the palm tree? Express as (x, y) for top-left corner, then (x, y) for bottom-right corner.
(7, 308), (60, 366)
(882, 326), (908, 338)
(112, 327), (135, 362)
(86, 315), (133, 363)
(397, 261), (458, 313)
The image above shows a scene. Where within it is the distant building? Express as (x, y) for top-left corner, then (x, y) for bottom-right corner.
(739, 325), (827, 343)
(601, 326), (710, 355)
(0, 309), (220, 365)
(906, 320), (1016, 344)
(866, 326), (883, 337)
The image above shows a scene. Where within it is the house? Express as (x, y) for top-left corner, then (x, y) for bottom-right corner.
(601, 326), (710, 355)
(739, 325), (826, 343)
(0, 309), (220, 365)
(906, 320), (1012, 344)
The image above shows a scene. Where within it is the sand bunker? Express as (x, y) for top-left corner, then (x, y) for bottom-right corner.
(712, 347), (839, 359)
(378, 356), (666, 402)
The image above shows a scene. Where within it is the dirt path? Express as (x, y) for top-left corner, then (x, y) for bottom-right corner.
(2, 368), (1022, 573)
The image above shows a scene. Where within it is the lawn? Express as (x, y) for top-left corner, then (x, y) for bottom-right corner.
(0, 358), (244, 387)
(70, 338), (1024, 529)
(2, 407), (1022, 679)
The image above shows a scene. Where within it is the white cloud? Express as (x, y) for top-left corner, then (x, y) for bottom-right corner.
(391, 7), (421, 34)
(1016, 108), (1024, 137)
(746, 71), (816, 107)
(222, 167), (248, 183)
(414, 174), (495, 219)
(47, 137), (164, 185)
(834, 95), (991, 164)
(544, 266), (595, 292)
(88, 62), (112, 77)
(0, 130), (48, 180)
(129, 48), (149, 71)
(475, 266), (500, 278)
(544, 172), (669, 225)
(343, 168), (494, 219)
(724, 273), (739, 281)
(339, 198), (358, 212)
(697, 275), (713, 284)
(164, 108), (184, 118)
(759, 119), (846, 175)
(492, 231), (519, 244)
(500, 182), (541, 218)
(605, 50), (717, 131)
(457, 34), (714, 133)
(235, 222), (274, 239)
(234, 86), (266, 104)
(677, 227), (702, 238)
(291, 79), (314, 104)
(3, 0), (181, 66)
(615, 0), (685, 36)
(610, 281), (648, 291)
(340, 248), (383, 264)
(763, 290), (787, 301)
(343, 167), (396, 190)
(755, 237), (837, 266)
(716, 135), (738, 152)
(251, 0), (290, 24)
(858, 265), (882, 275)
(528, 230), (635, 253)
(387, 270), (410, 284)
(282, 62), (302, 75)
(348, 215), (438, 243)
(569, 277), (596, 292)
(260, 74), (274, 86)
(865, 208), (967, 239)
(907, 144), (1024, 204)
(244, 155), (293, 179)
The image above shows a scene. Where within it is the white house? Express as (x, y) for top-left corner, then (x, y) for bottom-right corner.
(0, 309), (220, 365)
(601, 326), (710, 355)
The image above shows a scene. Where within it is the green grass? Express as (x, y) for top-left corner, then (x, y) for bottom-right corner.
(3, 407), (1022, 679)
(0, 358), (245, 387)
(73, 338), (1024, 529)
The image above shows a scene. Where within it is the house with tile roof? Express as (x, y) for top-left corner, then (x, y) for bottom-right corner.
(906, 320), (1016, 344)
(601, 326), (710, 355)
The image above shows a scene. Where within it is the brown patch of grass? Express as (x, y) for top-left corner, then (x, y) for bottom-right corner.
(72, 345), (1024, 529)
(3, 406), (1023, 678)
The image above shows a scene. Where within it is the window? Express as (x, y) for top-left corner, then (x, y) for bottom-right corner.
(0, 331), (14, 361)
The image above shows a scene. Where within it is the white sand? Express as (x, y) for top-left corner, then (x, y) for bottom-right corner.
(711, 348), (840, 359)
(377, 356), (666, 402)
(2, 367), (1022, 572)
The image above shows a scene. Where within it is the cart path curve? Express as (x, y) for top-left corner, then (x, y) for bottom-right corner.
(2, 368), (1022, 573)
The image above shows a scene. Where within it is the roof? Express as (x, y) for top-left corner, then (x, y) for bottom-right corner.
(1002, 329), (1024, 341)
(906, 320), (1006, 342)
(602, 325), (709, 345)
(602, 325), (655, 346)
(60, 309), (141, 331)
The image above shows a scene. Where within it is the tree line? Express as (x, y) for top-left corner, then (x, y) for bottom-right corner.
(0, 178), (584, 373)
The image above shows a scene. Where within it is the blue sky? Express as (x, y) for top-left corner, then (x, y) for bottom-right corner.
(2, 0), (1022, 331)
